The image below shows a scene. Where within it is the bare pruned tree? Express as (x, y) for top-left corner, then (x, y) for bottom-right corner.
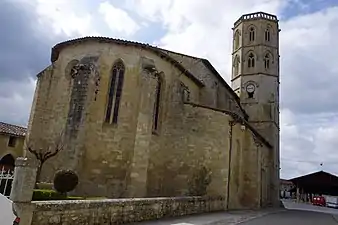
(26, 131), (65, 183)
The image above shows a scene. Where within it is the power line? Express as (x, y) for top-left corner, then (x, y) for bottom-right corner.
(281, 158), (336, 164)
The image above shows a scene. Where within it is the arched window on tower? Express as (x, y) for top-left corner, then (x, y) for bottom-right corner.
(264, 54), (270, 69)
(265, 28), (271, 42)
(234, 30), (240, 49)
(105, 60), (125, 124)
(153, 74), (163, 132)
(248, 53), (255, 68)
(233, 55), (240, 75)
(249, 27), (255, 42)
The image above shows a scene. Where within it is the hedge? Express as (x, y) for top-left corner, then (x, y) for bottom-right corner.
(32, 189), (83, 201)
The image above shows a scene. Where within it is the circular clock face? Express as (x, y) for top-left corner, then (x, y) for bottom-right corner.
(246, 84), (255, 93)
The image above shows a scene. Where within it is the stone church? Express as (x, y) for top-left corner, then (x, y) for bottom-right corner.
(25, 12), (280, 209)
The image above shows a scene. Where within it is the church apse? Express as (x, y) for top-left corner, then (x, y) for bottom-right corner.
(24, 31), (278, 207)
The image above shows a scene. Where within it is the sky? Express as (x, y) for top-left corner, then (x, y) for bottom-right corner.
(1, 0), (338, 180)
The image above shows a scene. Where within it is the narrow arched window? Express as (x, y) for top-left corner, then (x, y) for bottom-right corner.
(153, 75), (163, 132)
(248, 53), (255, 68)
(234, 30), (240, 49)
(181, 82), (190, 102)
(265, 28), (271, 42)
(233, 55), (240, 75)
(264, 54), (270, 69)
(105, 60), (125, 124)
(249, 27), (255, 42)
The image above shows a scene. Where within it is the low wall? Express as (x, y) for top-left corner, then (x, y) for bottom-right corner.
(30, 196), (225, 225)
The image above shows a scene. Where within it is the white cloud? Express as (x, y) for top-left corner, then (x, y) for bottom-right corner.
(34, 0), (99, 37)
(98, 1), (140, 37)
(126, 0), (288, 77)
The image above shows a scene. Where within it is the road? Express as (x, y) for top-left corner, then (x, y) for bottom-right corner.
(240, 200), (338, 225)
(239, 210), (338, 225)
(136, 200), (338, 224)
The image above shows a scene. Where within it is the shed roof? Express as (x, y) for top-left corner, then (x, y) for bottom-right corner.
(290, 171), (338, 186)
(289, 171), (338, 195)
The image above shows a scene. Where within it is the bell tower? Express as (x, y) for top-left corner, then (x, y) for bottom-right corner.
(231, 12), (280, 206)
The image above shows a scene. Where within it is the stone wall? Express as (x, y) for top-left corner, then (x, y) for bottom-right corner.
(162, 50), (246, 117)
(30, 196), (225, 225)
(146, 103), (231, 199)
(227, 123), (273, 209)
(0, 134), (25, 160)
(25, 42), (203, 198)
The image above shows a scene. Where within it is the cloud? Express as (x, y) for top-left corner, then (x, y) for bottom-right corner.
(0, 1), (50, 82)
(0, 1), (67, 126)
(0, 78), (36, 126)
(281, 7), (338, 115)
(1, 0), (338, 179)
(99, 1), (140, 37)
(35, 0), (99, 37)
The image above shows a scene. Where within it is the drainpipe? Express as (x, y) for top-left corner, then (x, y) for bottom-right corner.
(226, 120), (236, 210)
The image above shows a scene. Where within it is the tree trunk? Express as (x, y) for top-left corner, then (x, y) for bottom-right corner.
(35, 161), (44, 185)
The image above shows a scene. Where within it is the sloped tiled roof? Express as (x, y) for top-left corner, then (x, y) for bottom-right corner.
(51, 37), (205, 87)
(0, 122), (27, 137)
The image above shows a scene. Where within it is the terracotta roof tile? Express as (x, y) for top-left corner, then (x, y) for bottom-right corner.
(0, 122), (27, 137)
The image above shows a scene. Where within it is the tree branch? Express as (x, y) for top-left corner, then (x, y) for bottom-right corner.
(28, 146), (40, 160)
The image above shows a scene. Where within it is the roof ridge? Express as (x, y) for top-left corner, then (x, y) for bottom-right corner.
(51, 36), (205, 88)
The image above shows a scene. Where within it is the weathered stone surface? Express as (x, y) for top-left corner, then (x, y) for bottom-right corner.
(24, 33), (277, 209)
(30, 196), (225, 225)
(231, 12), (280, 207)
(0, 125), (25, 163)
(10, 157), (37, 203)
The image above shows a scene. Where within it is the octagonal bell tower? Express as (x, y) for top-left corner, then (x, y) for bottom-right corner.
(231, 12), (280, 206)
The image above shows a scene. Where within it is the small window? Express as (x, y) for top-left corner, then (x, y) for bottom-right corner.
(181, 83), (190, 102)
(8, 136), (16, 147)
(265, 28), (271, 42)
(152, 76), (162, 132)
(234, 30), (240, 49)
(264, 54), (270, 69)
(249, 27), (255, 42)
(233, 56), (240, 75)
(248, 53), (255, 68)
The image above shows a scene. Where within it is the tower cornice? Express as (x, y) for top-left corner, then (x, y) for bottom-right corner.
(233, 12), (279, 28)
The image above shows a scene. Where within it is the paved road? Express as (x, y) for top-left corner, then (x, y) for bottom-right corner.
(239, 210), (338, 225)
(239, 200), (338, 225)
(136, 200), (338, 224)
(283, 199), (338, 215)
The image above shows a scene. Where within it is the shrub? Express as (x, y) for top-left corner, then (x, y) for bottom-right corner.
(32, 189), (84, 201)
(53, 170), (79, 194)
(32, 189), (67, 201)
